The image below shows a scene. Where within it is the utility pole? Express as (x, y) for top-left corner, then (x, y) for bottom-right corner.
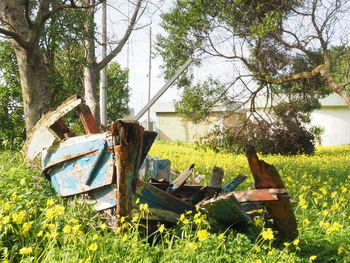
(147, 26), (152, 130)
(100, 0), (107, 126)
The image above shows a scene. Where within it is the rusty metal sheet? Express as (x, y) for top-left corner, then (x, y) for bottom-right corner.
(23, 95), (83, 160)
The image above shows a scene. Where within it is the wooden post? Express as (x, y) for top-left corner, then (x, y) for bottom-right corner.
(209, 166), (224, 187)
(112, 120), (144, 224)
(246, 146), (298, 240)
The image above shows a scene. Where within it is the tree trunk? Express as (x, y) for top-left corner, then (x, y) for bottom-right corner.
(83, 1), (101, 127)
(84, 62), (100, 126)
(13, 43), (50, 134)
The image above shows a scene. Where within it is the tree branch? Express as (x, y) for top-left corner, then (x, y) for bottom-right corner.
(97, 0), (142, 71)
(0, 27), (29, 49)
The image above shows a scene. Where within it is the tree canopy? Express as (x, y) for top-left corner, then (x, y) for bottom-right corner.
(156, 0), (350, 119)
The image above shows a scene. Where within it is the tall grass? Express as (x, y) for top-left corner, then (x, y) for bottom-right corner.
(0, 144), (349, 262)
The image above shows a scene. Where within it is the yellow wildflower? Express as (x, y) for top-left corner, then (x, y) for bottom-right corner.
(326, 222), (342, 235)
(131, 214), (139, 223)
(122, 234), (128, 242)
(158, 224), (165, 233)
(338, 247), (345, 254)
(183, 218), (190, 225)
(197, 229), (209, 241)
(186, 242), (198, 250)
(19, 247), (33, 255)
(139, 203), (149, 212)
(4, 203), (11, 211)
(20, 179), (26, 186)
(309, 255), (317, 261)
(331, 204), (339, 211)
(22, 221), (34, 235)
(304, 219), (311, 226)
(46, 199), (55, 206)
(255, 260), (262, 263)
(261, 228), (274, 241)
(299, 199), (307, 209)
(45, 208), (55, 219)
(37, 231), (43, 237)
(3, 216), (10, 224)
(72, 224), (81, 232)
(54, 205), (65, 215)
(293, 239), (300, 246)
(12, 211), (26, 225)
(100, 223), (107, 230)
(89, 243), (98, 251)
(92, 234), (99, 240)
(63, 225), (71, 234)
(218, 233), (225, 240)
(70, 218), (78, 224)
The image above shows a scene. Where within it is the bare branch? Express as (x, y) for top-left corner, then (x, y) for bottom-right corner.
(97, 0), (142, 71)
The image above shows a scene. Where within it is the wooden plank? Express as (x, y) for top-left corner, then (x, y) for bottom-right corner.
(168, 164), (195, 192)
(77, 104), (100, 134)
(50, 119), (75, 139)
(112, 120), (144, 224)
(221, 175), (247, 193)
(246, 146), (298, 240)
(234, 188), (288, 203)
(199, 191), (252, 225)
(209, 166), (224, 187)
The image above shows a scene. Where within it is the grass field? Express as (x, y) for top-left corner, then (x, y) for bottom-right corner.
(0, 143), (349, 262)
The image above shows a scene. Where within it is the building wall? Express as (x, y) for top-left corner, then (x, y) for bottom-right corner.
(311, 107), (350, 146)
(156, 112), (242, 142)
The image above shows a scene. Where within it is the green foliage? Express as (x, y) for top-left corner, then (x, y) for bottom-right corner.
(0, 42), (25, 149)
(200, 99), (319, 155)
(1, 144), (350, 262)
(175, 77), (227, 123)
(105, 62), (130, 123)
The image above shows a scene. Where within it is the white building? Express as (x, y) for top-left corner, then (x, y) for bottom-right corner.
(311, 94), (350, 146)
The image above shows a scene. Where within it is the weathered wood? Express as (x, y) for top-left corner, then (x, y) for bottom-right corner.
(112, 120), (144, 223)
(50, 119), (76, 139)
(234, 188), (288, 203)
(209, 166), (224, 187)
(221, 175), (247, 193)
(78, 104), (100, 134)
(139, 131), (158, 168)
(168, 164), (195, 192)
(246, 146), (298, 240)
(199, 191), (252, 225)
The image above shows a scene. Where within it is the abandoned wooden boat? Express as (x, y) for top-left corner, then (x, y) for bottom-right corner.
(24, 95), (298, 240)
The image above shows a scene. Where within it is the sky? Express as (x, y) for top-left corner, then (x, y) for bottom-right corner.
(94, 0), (235, 121)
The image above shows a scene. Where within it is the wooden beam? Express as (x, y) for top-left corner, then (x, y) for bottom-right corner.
(246, 146), (298, 240)
(234, 188), (288, 203)
(209, 166), (224, 187)
(168, 164), (195, 192)
(221, 175), (247, 193)
(77, 104), (100, 134)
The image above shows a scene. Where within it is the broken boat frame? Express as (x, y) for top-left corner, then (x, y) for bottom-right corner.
(24, 95), (298, 240)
